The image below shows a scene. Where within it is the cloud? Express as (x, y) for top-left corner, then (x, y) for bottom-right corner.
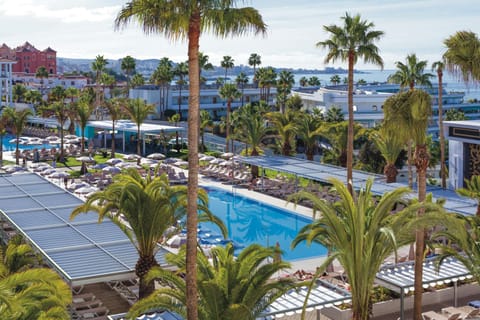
(0, 0), (120, 23)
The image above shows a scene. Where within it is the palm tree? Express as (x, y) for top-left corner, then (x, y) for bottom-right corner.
(429, 213), (480, 284)
(43, 85), (70, 162)
(372, 127), (404, 183)
(296, 113), (323, 161)
(91, 55), (109, 119)
(24, 89), (43, 108)
(232, 102), (269, 177)
(151, 57), (174, 119)
(266, 110), (297, 156)
(199, 110), (212, 152)
(383, 89), (432, 319)
(456, 175), (480, 216)
(221, 55), (234, 83)
(198, 52), (213, 85)
(320, 121), (364, 167)
(308, 76), (321, 86)
(71, 169), (224, 299)
(235, 72), (249, 106)
(124, 98), (155, 156)
(128, 243), (295, 320)
(432, 61), (447, 189)
(115, 3), (265, 318)
(174, 61), (188, 120)
(65, 87), (80, 133)
(3, 107), (33, 164)
(443, 30), (480, 83)
(104, 97), (125, 157)
(256, 67), (277, 103)
(0, 238), (71, 319)
(277, 70), (295, 114)
(299, 76), (308, 87)
(75, 96), (94, 153)
(317, 12), (384, 195)
(131, 73), (145, 88)
(248, 53), (262, 86)
(12, 84), (27, 103)
(329, 74), (341, 85)
(291, 178), (414, 320)
(121, 55), (136, 94)
(219, 83), (241, 152)
(387, 54), (433, 190)
(35, 65), (48, 97)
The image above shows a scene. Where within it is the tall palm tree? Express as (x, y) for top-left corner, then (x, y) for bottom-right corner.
(65, 87), (80, 133)
(221, 55), (234, 83)
(12, 84), (27, 103)
(219, 83), (241, 152)
(235, 72), (249, 106)
(299, 76), (308, 87)
(372, 127), (404, 183)
(151, 57), (174, 119)
(387, 54), (433, 190)
(432, 60), (447, 189)
(320, 121), (364, 167)
(121, 55), (136, 94)
(43, 85), (70, 161)
(308, 76), (321, 86)
(329, 74), (341, 85)
(456, 175), (480, 216)
(277, 70), (295, 114)
(198, 52), (214, 85)
(443, 30), (480, 83)
(296, 113), (323, 161)
(317, 13), (384, 195)
(266, 110), (297, 156)
(71, 169), (225, 299)
(383, 89), (432, 320)
(174, 61), (189, 120)
(128, 243), (295, 320)
(199, 110), (212, 152)
(3, 107), (33, 165)
(24, 89), (43, 108)
(248, 53), (262, 87)
(0, 238), (72, 319)
(291, 178), (414, 320)
(124, 98), (155, 156)
(91, 55), (109, 119)
(75, 96), (94, 153)
(35, 65), (48, 97)
(115, 3), (265, 318)
(104, 97), (125, 158)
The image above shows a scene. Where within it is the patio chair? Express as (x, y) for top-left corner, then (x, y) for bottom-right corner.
(443, 306), (480, 319)
(422, 311), (461, 320)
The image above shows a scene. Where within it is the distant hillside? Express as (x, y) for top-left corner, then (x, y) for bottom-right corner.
(57, 57), (358, 78)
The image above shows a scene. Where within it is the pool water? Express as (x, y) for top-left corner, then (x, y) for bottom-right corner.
(200, 187), (327, 261)
(2, 134), (56, 151)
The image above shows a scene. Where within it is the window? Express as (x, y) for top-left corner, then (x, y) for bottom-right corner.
(372, 105), (378, 111)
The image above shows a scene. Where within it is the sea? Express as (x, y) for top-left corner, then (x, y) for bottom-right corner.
(292, 69), (480, 101)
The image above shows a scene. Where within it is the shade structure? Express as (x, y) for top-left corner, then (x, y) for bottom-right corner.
(0, 173), (170, 286)
(106, 158), (123, 165)
(234, 155), (477, 216)
(259, 279), (351, 318)
(375, 257), (473, 319)
(48, 171), (70, 179)
(76, 156), (95, 163)
(124, 154), (141, 161)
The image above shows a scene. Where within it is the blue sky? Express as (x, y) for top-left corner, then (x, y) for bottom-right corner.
(0, 0), (478, 69)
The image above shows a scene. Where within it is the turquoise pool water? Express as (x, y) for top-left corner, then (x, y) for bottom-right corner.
(200, 187), (327, 261)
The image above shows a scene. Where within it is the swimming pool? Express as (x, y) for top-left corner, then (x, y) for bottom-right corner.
(200, 187), (327, 261)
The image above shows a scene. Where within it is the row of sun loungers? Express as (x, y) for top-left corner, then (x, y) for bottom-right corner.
(107, 280), (139, 306)
(71, 292), (109, 320)
(422, 305), (480, 320)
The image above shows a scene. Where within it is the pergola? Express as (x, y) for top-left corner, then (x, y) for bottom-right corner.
(375, 257), (473, 319)
(0, 173), (171, 287)
(234, 155), (477, 215)
(86, 120), (184, 155)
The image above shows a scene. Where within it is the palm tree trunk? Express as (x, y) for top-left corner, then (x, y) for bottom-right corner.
(413, 144), (429, 320)
(438, 73), (446, 189)
(111, 121), (116, 158)
(81, 127), (85, 153)
(384, 163), (398, 183)
(408, 141), (413, 189)
(226, 99), (231, 152)
(346, 52), (355, 195)
(186, 10), (201, 320)
(137, 127), (141, 156)
(15, 137), (19, 165)
(135, 255), (158, 299)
